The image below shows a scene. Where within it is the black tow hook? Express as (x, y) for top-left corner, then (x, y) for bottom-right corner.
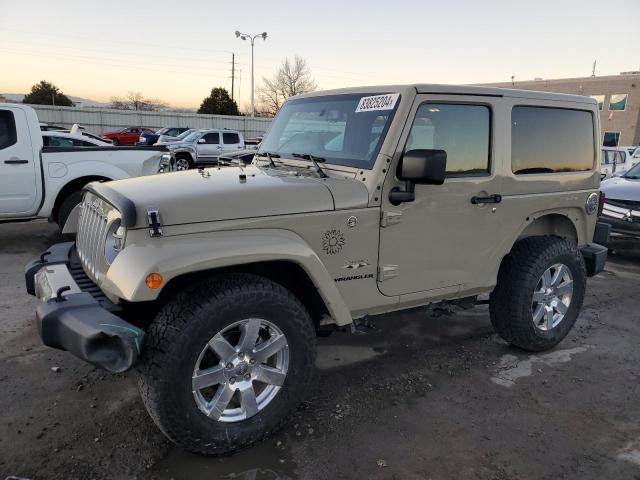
(54, 286), (71, 302)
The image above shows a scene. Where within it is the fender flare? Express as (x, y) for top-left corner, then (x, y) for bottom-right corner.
(101, 228), (353, 326)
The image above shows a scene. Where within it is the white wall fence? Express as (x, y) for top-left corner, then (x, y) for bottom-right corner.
(29, 105), (272, 138)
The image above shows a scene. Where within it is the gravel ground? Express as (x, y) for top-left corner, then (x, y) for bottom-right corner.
(1, 220), (640, 480)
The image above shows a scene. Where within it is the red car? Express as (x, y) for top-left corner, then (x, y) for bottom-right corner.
(100, 126), (154, 146)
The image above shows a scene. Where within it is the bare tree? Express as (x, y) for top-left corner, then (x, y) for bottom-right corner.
(257, 56), (317, 116)
(110, 91), (166, 111)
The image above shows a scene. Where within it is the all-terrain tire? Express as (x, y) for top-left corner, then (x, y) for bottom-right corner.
(138, 273), (316, 455)
(490, 236), (587, 352)
(56, 191), (83, 231)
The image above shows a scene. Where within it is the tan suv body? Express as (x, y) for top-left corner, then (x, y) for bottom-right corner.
(26, 84), (610, 454)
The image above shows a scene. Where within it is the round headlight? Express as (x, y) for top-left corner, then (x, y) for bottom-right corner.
(104, 220), (126, 265)
(585, 192), (599, 215)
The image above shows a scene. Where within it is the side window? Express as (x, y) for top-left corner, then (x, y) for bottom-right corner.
(609, 94), (628, 111)
(511, 106), (594, 174)
(203, 133), (220, 144)
(48, 136), (74, 147)
(223, 132), (240, 144)
(603, 131), (620, 147)
(0, 110), (18, 150)
(405, 103), (490, 175)
(72, 139), (96, 147)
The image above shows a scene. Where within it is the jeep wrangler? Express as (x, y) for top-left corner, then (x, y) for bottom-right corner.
(26, 84), (610, 454)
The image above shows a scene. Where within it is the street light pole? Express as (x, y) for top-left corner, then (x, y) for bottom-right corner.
(235, 30), (267, 117)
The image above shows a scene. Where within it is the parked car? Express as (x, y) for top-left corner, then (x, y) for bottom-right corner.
(0, 104), (174, 231)
(601, 147), (639, 179)
(101, 126), (154, 146)
(165, 128), (245, 170)
(155, 128), (198, 146)
(26, 84), (608, 455)
(137, 127), (190, 146)
(599, 162), (640, 240)
(42, 130), (114, 147)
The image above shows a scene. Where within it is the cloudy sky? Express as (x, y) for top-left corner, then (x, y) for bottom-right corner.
(1, 0), (638, 110)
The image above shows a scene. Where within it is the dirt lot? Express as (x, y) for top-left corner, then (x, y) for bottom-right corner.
(1, 221), (640, 480)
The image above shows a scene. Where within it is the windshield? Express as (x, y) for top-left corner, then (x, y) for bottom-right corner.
(182, 131), (202, 142)
(623, 162), (640, 179)
(176, 129), (194, 140)
(259, 93), (399, 169)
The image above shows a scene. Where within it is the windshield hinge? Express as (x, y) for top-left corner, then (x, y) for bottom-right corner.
(380, 210), (402, 227)
(147, 208), (163, 237)
(377, 265), (399, 282)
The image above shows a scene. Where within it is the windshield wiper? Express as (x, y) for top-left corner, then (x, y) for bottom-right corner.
(255, 151), (281, 167)
(291, 153), (328, 178)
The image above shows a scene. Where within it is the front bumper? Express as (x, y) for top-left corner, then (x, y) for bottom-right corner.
(25, 242), (144, 373)
(579, 222), (611, 277)
(598, 216), (640, 240)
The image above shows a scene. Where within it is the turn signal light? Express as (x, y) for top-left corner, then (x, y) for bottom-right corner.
(146, 273), (163, 289)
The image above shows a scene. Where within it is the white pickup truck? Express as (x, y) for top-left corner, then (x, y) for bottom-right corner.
(0, 104), (174, 231)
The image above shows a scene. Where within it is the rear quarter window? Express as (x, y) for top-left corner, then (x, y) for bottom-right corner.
(511, 106), (594, 174)
(223, 132), (240, 144)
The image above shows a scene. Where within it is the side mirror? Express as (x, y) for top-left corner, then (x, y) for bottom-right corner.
(389, 149), (447, 205)
(198, 138), (206, 144)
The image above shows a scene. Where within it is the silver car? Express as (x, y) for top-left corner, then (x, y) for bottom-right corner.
(165, 128), (245, 170)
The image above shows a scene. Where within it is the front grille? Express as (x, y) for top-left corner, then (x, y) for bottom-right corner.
(69, 250), (120, 312)
(602, 200), (640, 222)
(76, 194), (109, 283)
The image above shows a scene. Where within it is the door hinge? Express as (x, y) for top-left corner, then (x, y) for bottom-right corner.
(378, 264), (399, 282)
(380, 210), (402, 227)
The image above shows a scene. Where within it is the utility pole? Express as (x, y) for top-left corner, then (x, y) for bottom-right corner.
(231, 53), (235, 101)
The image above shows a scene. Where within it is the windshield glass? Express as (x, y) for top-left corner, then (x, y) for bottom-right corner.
(623, 162), (640, 178)
(182, 131), (201, 142)
(259, 93), (399, 169)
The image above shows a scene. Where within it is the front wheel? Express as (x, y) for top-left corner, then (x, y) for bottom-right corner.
(490, 236), (587, 352)
(175, 155), (193, 171)
(138, 273), (316, 455)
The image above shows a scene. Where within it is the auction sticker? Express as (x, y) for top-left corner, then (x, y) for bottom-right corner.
(355, 93), (400, 113)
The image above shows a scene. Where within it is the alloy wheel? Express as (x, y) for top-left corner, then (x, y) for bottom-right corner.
(192, 318), (289, 423)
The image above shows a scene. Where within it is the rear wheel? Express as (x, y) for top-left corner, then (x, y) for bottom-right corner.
(138, 273), (316, 455)
(111, 138), (119, 146)
(490, 236), (586, 351)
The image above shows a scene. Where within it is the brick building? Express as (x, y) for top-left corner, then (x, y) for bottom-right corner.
(484, 72), (640, 146)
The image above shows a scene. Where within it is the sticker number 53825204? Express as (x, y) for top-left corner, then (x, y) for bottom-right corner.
(355, 93), (400, 113)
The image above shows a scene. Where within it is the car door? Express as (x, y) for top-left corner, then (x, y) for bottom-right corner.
(125, 128), (140, 145)
(0, 108), (39, 215)
(197, 132), (221, 161)
(378, 95), (503, 297)
(221, 132), (242, 155)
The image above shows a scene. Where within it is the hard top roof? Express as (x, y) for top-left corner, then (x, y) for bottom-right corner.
(294, 84), (596, 105)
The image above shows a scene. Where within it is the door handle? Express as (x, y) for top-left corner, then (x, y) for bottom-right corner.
(471, 194), (502, 205)
(4, 159), (29, 165)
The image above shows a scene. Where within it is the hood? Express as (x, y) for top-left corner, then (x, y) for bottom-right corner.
(601, 176), (640, 201)
(89, 165), (369, 229)
(165, 141), (195, 150)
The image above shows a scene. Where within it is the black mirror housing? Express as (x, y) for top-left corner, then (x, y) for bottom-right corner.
(399, 149), (447, 185)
